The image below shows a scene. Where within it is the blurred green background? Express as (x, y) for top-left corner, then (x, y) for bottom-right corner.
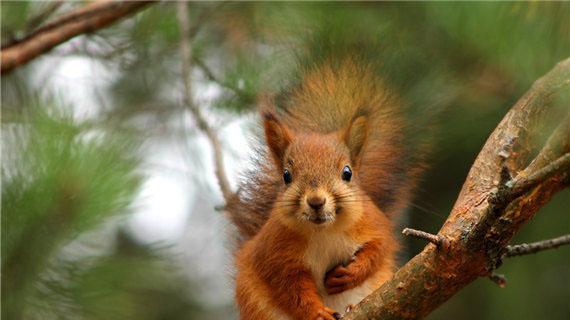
(2, 2), (569, 319)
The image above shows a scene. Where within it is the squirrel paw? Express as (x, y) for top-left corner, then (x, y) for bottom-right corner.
(314, 306), (342, 320)
(324, 265), (359, 295)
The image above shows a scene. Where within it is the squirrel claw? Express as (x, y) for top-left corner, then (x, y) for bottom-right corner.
(325, 265), (357, 295)
(314, 307), (341, 320)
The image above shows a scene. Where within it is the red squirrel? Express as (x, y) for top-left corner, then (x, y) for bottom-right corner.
(227, 59), (424, 320)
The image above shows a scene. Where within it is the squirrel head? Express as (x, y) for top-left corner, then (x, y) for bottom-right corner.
(263, 111), (369, 230)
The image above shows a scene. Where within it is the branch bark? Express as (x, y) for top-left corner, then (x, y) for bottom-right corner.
(344, 57), (570, 320)
(176, 1), (234, 204)
(1, 0), (154, 74)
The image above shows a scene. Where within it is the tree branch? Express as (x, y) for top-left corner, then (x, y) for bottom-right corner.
(344, 57), (570, 320)
(508, 153), (569, 196)
(402, 227), (570, 287)
(176, 1), (234, 204)
(1, 0), (154, 74)
(489, 153), (570, 205)
(505, 234), (570, 258)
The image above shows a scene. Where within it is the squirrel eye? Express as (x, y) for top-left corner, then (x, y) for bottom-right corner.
(283, 169), (292, 184)
(342, 165), (352, 182)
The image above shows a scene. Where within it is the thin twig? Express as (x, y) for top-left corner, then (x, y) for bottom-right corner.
(488, 272), (507, 288)
(25, 1), (65, 34)
(402, 228), (446, 247)
(176, 1), (234, 204)
(489, 153), (570, 205)
(505, 234), (570, 258)
(509, 153), (570, 197)
(186, 3), (252, 104)
(193, 57), (252, 101)
(525, 115), (570, 174)
(487, 234), (570, 286)
(187, 2), (228, 41)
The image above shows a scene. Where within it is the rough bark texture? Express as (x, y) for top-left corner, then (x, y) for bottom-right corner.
(1, 0), (154, 74)
(344, 58), (570, 320)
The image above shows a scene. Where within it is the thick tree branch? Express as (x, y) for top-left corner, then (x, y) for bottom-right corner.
(505, 235), (570, 258)
(1, 0), (154, 74)
(176, 1), (234, 204)
(344, 57), (570, 320)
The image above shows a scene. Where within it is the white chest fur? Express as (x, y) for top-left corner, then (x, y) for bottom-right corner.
(303, 232), (375, 312)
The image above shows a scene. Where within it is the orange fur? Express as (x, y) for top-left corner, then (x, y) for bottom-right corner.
(231, 58), (420, 319)
(235, 183), (397, 319)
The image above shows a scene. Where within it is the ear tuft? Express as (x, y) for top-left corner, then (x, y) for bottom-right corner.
(344, 116), (368, 163)
(263, 111), (292, 167)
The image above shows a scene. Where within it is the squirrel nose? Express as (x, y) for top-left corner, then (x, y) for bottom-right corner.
(307, 196), (326, 210)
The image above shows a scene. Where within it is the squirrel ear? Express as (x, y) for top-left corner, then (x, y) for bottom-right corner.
(263, 111), (293, 167)
(343, 116), (368, 163)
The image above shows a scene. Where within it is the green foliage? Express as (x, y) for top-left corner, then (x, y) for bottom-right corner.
(213, 55), (263, 113)
(2, 106), (141, 318)
(426, 2), (570, 86)
(1, 1), (30, 40)
(26, 231), (203, 320)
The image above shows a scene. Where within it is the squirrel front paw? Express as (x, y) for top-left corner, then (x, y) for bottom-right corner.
(313, 306), (342, 320)
(324, 263), (363, 295)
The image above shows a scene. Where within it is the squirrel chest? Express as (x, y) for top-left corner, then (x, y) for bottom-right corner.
(304, 232), (376, 312)
(304, 231), (360, 291)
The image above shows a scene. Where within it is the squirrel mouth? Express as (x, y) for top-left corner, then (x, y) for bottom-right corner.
(308, 214), (332, 225)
